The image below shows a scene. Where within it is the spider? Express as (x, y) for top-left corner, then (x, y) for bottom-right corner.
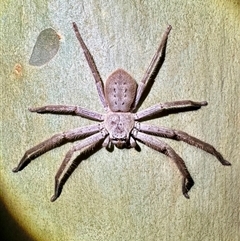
(13, 22), (231, 202)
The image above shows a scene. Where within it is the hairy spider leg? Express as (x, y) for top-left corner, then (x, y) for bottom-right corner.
(51, 130), (108, 202)
(132, 131), (194, 198)
(134, 100), (208, 121)
(135, 123), (231, 166)
(73, 22), (108, 110)
(12, 124), (103, 172)
(29, 105), (104, 121)
(133, 25), (172, 110)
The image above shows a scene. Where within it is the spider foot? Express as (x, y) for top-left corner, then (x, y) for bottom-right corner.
(28, 107), (44, 113)
(200, 101), (208, 106)
(166, 25), (172, 33)
(50, 194), (58, 202)
(12, 166), (19, 172)
(182, 177), (194, 199)
(222, 159), (231, 166)
(50, 180), (62, 202)
(28, 107), (37, 112)
(12, 156), (30, 172)
(215, 152), (231, 166)
(12, 164), (24, 172)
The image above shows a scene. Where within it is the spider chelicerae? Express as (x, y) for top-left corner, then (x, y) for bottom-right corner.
(13, 22), (231, 201)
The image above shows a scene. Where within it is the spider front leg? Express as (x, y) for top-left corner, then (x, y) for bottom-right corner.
(135, 100), (208, 120)
(136, 123), (231, 166)
(13, 124), (103, 172)
(51, 130), (108, 202)
(132, 130), (194, 198)
(72, 22), (108, 110)
(29, 105), (104, 121)
(133, 25), (172, 110)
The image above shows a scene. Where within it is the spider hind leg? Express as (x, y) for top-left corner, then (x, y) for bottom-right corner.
(133, 131), (195, 198)
(50, 131), (107, 202)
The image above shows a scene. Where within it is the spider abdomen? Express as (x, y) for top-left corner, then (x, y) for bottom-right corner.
(105, 69), (137, 112)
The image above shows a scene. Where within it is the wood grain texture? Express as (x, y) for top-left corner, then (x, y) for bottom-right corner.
(1, 0), (239, 240)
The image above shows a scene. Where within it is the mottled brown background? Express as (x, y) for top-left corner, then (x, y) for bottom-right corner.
(1, 0), (239, 240)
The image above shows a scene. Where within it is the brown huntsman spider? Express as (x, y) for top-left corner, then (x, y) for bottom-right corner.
(13, 22), (231, 201)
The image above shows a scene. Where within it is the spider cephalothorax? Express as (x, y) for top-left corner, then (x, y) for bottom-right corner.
(13, 22), (231, 202)
(104, 111), (135, 149)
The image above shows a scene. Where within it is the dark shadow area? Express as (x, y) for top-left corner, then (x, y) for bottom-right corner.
(0, 200), (35, 241)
